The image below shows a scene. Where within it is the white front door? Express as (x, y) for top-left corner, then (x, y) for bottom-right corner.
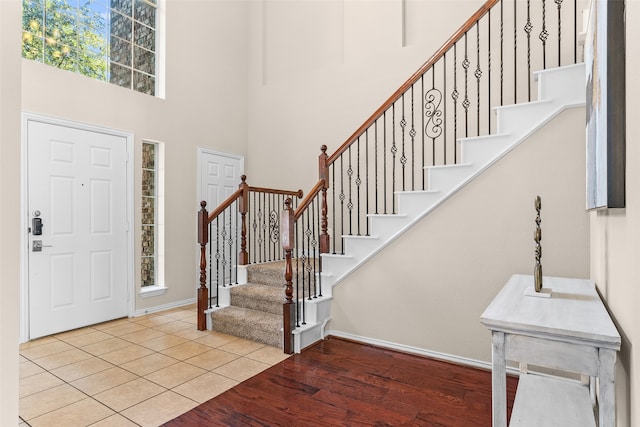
(27, 119), (129, 339)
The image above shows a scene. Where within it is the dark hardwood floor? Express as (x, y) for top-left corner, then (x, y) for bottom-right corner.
(164, 337), (518, 426)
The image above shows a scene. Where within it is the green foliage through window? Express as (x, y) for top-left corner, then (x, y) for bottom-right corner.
(22, 0), (158, 96)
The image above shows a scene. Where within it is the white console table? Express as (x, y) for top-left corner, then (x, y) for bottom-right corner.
(481, 275), (621, 427)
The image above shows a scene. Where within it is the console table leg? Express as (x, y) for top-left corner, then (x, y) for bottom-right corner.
(492, 331), (507, 427)
(599, 349), (616, 427)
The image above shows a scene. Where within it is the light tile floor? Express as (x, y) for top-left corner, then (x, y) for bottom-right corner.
(18, 305), (290, 427)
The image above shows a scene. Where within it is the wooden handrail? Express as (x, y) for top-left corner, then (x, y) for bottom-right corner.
(249, 186), (303, 199)
(326, 0), (500, 165)
(206, 187), (244, 223)
(294, 179), (325, 221)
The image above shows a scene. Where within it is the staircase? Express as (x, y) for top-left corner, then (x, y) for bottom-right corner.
(209, 262), (286, 348)
(294, 63), (586, 352)
(199, 0), (585, 355)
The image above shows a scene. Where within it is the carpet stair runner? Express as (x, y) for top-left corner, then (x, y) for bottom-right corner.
(210, 261), (287, 348)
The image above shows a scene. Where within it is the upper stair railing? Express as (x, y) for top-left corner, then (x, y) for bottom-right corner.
(197, 175), (302, 330)
(319, 0), (582, 256)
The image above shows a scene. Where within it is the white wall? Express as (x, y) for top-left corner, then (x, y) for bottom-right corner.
(329, 107), (590, 363)
(246, 0), (483, 191)
(589, 1), (640, 425)
(20, 0), (250, 312)
(0, 1), (22, 423)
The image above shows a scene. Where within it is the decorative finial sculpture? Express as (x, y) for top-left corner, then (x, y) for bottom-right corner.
(534, 195), (543, 292)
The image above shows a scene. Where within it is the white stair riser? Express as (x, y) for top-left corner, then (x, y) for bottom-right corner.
(460, 135), (513, 166)
(536, 63), (586, 106)
(496, 101), (557, 135)
(426, 165), (477, 192)
(343, 236), (383, 260)
(368, 215), (412, 240)
(297, 297), (331, 325)
(397, 192), (441, 217)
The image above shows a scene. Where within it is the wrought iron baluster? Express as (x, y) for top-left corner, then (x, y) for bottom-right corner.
(410, 85), (416, 188)
(383, 112), (387, 214)
(475, 21), (482, 137)
(235, 200), (239, 284)
(301, 213), (307, 324)
(339, 155), (345, 252)
(262, 192), (267, 262)
(525, 0), (532, 101)
(374, 122), (379, 215)
(316, 198), (323, 297)
(311, 198), (318, 298)
(421, 75), (426, 189)
(347, 146), (353, 236)
(365, 129), (369, 236)
(514, 0), (517, 104)
(400, 94), (407, 190)
(209, 222), (214, 308)
(487, 9), (491, 135)
(228, 203), (233, 286)
(425, 69), (443, 165)
(500, 0), (504, 106)
(215, 216), (221, 296)
(306, 210), (313, 301)
(443, 56), (448, 164)
(452, 43), (458, 167)
(391, 104), (397, 214)
(295, 224), (300, 327)
(221, 209), (226, 288)
(573, 0), (577, 63)
(556, 0), (563, 67)
(540, 0), (548, 69)
(331, 164), (336, 254)
(463, 32), (470, 138)
(356, 137), (361, 236)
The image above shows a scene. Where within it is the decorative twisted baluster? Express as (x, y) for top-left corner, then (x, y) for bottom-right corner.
(534, 196), (543, 292)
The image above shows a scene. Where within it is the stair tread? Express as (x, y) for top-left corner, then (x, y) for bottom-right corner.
(232, 283), (284, 299)
(211, 306), (282, 348)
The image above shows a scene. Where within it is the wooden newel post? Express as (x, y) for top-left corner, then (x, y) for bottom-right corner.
(282, 198), (295, 354)
(238, 175), (249, 265)
(319, 145), (330, 254)
(197, 201), (209, 331)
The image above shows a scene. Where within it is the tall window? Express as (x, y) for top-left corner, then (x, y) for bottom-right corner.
(22, 0), (159, 96)
(141, 141), (158, 287)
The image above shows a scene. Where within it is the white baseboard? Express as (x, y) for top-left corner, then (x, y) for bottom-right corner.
(327, 330), (520, 375)
(133, 297), (196, 317)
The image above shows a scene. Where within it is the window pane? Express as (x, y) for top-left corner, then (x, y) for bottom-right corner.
(141, 256), (155, 287)
(110, 10), (131, 41)
(134, 0), (156, 27)
(110, 36), (131, 66)
(110, 0), (132, 16)
(134, 21), (154, 51)
(142, 142), (155, 169)
(133, 46), (154, 75)
(142, 225), (155, 256)
(110, 62), (131, 88)
(133, 71), (155, 95)
(142, 197), (155, 225)
(142, 169), (155, 197)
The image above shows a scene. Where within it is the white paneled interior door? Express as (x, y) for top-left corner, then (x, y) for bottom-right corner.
(198, 149), (244, 288)
(27, 119), (129, 339)
(199, 149), (244, 210)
